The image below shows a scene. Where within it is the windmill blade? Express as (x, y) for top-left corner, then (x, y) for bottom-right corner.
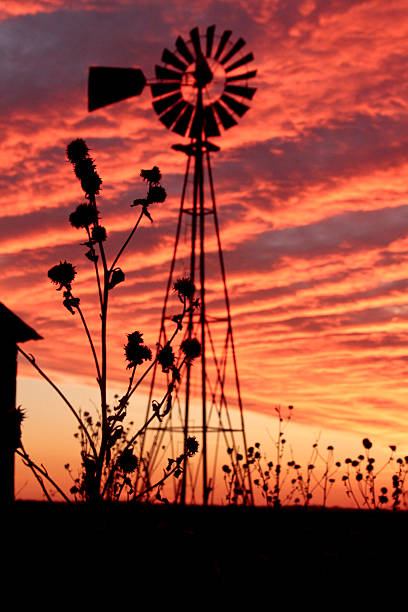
(88, 66), (146, 111)
(206, 25), (216, 57)
(190, 27), (202, 57)
(224, 84), (256, 100)
(162, 48), (188, 72)
(172, 103), (194, 136)
(225, 53), (254, 73)
(151, 82), (181, 98)
(153, 92), (182, 115)
(176, 35), (194, 64)
(204, 105), (220, 137)
(226, 69), (257, 82)
(214, 30), (232, 60)
(213, 101), (237, 130)
(160, 99), (188, 128)
(155, 65), (183, 81)
(220, 94), (249, 117)
(220, 37), (246, 65)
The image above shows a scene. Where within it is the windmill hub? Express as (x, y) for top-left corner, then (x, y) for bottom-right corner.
(182, 58), (226, 106)
(192, 53), (213, 88)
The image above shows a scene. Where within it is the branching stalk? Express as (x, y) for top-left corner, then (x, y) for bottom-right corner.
(17, 346), (97, 458)
(17, 444), (71, 502)
(110, 210), (144, 273)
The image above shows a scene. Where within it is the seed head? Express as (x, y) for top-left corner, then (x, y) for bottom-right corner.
(148, 185), (167, 203)
(186, 436), (199, 456)
(140, 166), (161, 184)
(69, 202), (99, 229)
(157, 343), (175, 373)
(92, 225), (107, 242)
(173, 276), (195, 301)
(118, 448), (138, 474)
(67, 139), (89, 164)
(181, 337), (201, 361)
(48, 260), (76, 290)
(124, 331), (152, 368)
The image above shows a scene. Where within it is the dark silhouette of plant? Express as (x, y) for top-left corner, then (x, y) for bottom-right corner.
(342, 439), (408, 510)
(222, 407), (408, 510)
(16, 139), (200, 502)
(222, 405), (293, 507)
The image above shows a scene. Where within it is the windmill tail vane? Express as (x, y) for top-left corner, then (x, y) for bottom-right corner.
(88, 25), (256, 505)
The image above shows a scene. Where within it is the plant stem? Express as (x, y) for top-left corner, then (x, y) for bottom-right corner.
(17, 346), (97, 458)
(17, 447), (53, 502)
(132, 458), (186, 502)
(86, 226), (103, 309)
(71, 297), (102, 384)
(17, 444), (71, 502)
(109, 210), (144, 273)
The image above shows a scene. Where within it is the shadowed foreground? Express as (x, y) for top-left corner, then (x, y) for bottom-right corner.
(6, 503), (406, 602)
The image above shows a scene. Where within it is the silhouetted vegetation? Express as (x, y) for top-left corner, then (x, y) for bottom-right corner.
(12, 141), (408, 511)
(222, 405), (408, 510)
(16, 139), (200, 502)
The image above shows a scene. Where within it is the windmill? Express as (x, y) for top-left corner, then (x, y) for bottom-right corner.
(88, 26), (256, 504)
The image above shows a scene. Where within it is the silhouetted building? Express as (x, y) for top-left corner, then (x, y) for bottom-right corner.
(0, 302), (42, 502)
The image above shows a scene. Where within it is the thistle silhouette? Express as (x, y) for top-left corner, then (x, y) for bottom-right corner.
(17, 139), (200, 502)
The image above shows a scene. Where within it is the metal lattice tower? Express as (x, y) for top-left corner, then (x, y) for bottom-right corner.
(88, 25), (256, 504)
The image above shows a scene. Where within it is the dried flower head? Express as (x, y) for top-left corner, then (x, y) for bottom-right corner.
(67, 139), (89, 164)
(173, 276), (195, 301)
(157, 342), (175, 373)
(74, 157), (93, 179)
(186, 436), (199, 456)
(69, 203), (99, 229)
(181, 337), (201, 361)
(71, 157), (101, 197)
(92, 225), (107, 242)
(124, 331), (152, 368)
(141, 166), (161, 184)
(118, 448), (138, 474)
(48, 260), (76, 290)
(148, 185), (167, 203)
(362, 438), (372, 450)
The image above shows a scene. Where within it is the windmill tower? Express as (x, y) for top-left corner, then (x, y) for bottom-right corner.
(88, 25), (256, 504)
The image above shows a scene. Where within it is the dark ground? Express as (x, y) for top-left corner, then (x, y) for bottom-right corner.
(5, 502), (407, 603)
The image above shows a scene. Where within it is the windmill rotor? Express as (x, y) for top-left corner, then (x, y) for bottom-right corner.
(151, 25), (256, 138)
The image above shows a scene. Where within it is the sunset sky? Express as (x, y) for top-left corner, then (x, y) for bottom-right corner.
(2, 0), (408, 503)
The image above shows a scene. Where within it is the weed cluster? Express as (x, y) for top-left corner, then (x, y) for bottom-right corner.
(16, 140), (201, 502)
(222, 406), (408, 510)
